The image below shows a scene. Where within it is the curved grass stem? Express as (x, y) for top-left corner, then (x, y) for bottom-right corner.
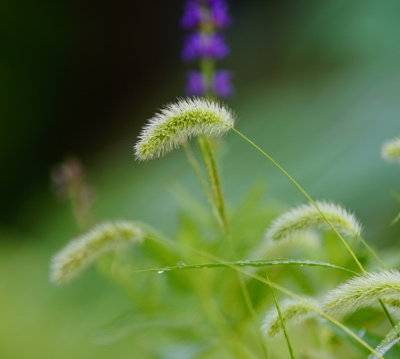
(232, 128), (363, 272)
(232, 127), (396, 328)
(359, 236), (388, 269)
(267, 273), (295, 359)
(131, 259), (357, 275)
(183, 142), (211, 201)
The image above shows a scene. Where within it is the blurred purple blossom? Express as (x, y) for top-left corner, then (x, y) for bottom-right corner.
(209, 0), (231, 28)
(182, 33), (229, 61)
(181, 0), (202, 29)
(212, 70), (233, 97)
(181, 0), (231, 29)
(181, 0), (233, 98)
(186, 71), (206, 96)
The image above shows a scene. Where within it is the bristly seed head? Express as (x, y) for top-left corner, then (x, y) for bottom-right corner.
(322, 270), (400, 317)
(50, 221), (145, 285)
(264, 201), (362, 242)
(262, 297), (320, 337)
(382, 137), (400, 163)
(134, 98), (234, 161)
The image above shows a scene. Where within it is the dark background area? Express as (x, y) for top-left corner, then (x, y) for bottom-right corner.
(1, 0), (310, 225)
(2, 0), (400, 229)
(1, 0), (184, 224)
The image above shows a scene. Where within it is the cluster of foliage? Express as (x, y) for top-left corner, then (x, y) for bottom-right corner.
(49, 1), (400, 358)
(50, 97), (400, 358)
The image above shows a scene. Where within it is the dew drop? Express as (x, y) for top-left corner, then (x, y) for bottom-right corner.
(157, 270), (165, 274)
(177, 260), (186, 268)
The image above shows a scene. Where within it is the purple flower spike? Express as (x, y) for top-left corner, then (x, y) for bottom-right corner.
(180, 0), (233, 99)
(182, 33), (229, 61)
(186, 71), (206, 96)
(209, 0), (231, 28)
(181, 0), (202, 29)
(213, 70), (233, 97)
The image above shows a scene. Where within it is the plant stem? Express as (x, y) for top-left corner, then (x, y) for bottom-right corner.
(359, 236), (388, 269)
(131, 259), (356, 275)
(232, 128), (364, 272)
(232, 127), (396, 328)
(268, 274), (295, 359)
(198, 136), (230, 234)
(182, 142), (214, 208)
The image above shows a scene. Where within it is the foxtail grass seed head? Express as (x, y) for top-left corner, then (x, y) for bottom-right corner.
(134, 98), (234, 160)
(322, 270), (400, 317)
(50, 221), (145, 285)
(265, 201), (362, 242)
(262, 297), (320, 337)
(382, 137), (400, 163)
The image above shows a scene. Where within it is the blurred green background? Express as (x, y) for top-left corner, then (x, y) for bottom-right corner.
(1, 0), (400, 358)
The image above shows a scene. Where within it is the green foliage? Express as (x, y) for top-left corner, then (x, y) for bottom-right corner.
(4, 26), (400, 356)
(38, 97), (400, 359)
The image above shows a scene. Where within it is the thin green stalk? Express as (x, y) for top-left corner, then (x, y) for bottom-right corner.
(232, 128), (363, 272)
(379, 298), (396, 327)
(359, 236), (388, 269)
(232, 127), (396, 328)
(235, 269), (269, 358)
(183, 142), (210, 199)
(182, 142), (218, 220)
(268, 274), (295, 359)
(131, 259), (356, 275)
(198, 136), (229, 234)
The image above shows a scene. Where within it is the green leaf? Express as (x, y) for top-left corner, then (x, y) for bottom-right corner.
(131, 258), (357, 275)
